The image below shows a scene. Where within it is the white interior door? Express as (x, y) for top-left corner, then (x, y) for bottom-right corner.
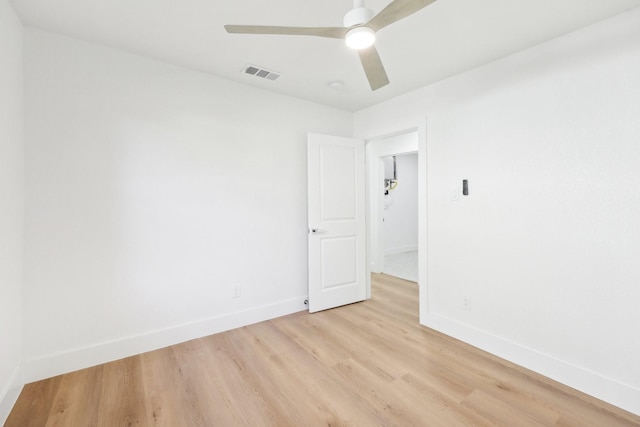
(307, 133), (366, 313)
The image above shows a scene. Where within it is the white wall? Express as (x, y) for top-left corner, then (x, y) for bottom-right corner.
(0, 0), (24, 422)
(383, 153), (418, 255)
(23, 29), (353, 381)
(355, 7), (640, 415)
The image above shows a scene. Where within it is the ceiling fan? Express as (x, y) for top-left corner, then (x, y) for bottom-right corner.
(225, 0), (437, 91)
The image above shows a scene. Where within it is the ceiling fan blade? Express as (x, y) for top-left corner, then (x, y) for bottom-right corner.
(358, 46), (390, 91)
(366, 0), (437, 32)
(225, 25), (348, 39)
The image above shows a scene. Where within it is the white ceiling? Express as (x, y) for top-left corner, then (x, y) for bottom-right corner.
(10, 0), (640, 111)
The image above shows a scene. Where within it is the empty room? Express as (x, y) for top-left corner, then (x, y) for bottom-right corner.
(2, 0), (640, 425)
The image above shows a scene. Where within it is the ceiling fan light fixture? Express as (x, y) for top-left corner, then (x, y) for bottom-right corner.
(345, 27), (376, 50)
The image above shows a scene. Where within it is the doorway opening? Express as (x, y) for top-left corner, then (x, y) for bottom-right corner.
(366, 129), (420, 292)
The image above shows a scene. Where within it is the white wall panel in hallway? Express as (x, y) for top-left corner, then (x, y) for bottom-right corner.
(383, 153), (418, 255)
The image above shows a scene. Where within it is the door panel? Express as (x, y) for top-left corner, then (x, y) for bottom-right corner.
(320, 145), (357, 220)
(321, 237), (358, 289)
(308, 133), (366, 313)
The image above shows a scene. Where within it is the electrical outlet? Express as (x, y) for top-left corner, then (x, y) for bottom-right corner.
(232, 284), (241, 298)
(462, 295), (471, 310)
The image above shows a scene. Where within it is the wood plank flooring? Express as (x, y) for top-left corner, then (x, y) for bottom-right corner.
(7, 274), (640, 426)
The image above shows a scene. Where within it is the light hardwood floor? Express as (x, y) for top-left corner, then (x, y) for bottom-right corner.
(7, 274), (640, 426)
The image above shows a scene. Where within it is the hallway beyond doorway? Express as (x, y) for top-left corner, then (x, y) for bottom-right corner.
(383, 250), (418, 282)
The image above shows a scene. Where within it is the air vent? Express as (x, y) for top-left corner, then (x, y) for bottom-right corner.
(242, 64), (281, 81)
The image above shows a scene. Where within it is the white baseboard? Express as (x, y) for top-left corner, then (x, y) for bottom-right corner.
(384, 245), (418, 256)
(24, 296), (308, 383)
(421, 313), (640, 416)
(0, 365), (24, 425)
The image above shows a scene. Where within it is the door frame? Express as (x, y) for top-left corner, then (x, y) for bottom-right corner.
(364, 122), (429, 321)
